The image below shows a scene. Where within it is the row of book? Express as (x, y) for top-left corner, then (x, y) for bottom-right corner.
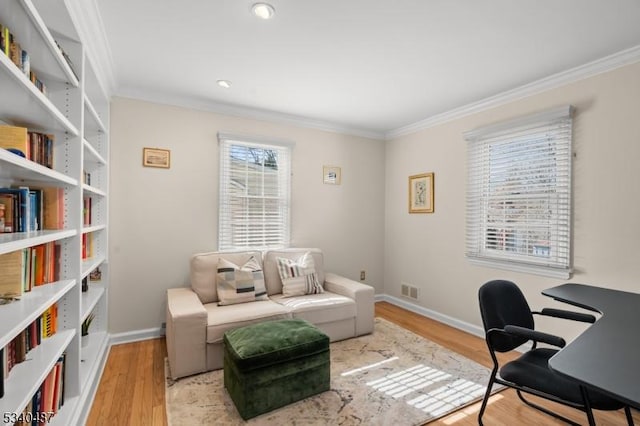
(83, 197), (92, 226)
(82, 170), (92, 186)
(0, 125), (56, 169)
(1, 304), (59, 399)
(0, 186), (64, 233)
(0, 23), (47, 95)
(82, 233), (95, 260)
(2, 354), (66, 425)
(0, 242), (61, 298)
(24, 353), (66, 424)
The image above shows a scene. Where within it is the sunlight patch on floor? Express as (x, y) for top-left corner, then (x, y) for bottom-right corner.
(366, 364), (453, 399)
(359, 362), (490, 417)
(340, 356), (399, 377)
(442, 393), (505, 424)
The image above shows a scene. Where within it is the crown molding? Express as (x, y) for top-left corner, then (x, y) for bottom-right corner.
(67, 0), (117, 98)
(114, 87), (386, 141)
(386, 44), (640, 140)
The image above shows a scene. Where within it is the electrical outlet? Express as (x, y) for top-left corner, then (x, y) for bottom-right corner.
(360, 270), (366, 281)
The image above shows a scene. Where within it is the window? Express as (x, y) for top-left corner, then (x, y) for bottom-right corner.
(464, 106), (573, 278)
(218, 133), (292, 251)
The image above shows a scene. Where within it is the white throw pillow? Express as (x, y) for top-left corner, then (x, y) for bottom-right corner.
(217, 256), (268, 306)
(276, 252), (324, 297)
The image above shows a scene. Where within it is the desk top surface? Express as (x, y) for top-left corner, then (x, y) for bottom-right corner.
(542, 283), (640, 409)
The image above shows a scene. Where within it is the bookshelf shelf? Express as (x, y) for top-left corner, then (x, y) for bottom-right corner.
(82, 183), (106, 197)
(81, 224), (106, 234)
(83, 94), (107, 134)
(18, 0), (80, 87)
(1, 0), (109, 422)
(82, 255), (106, 279)
(0, 279), (75, 350)
(0, 230), (76, 256)
(0, 54), (78, 135)
(81, 286), (104, 322)
(79, 331), (108, 391)
(83, 139), (106, 165)
(0, 330), (74, 415)
(0, 148), (78, 186)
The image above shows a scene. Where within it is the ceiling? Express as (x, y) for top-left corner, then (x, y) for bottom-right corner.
(95, 0), (640, 139)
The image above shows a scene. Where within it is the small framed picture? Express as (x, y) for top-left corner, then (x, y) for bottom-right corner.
(143, 148), (171, 168)
(409, 172), (434, 213)
(323, 166), (341, 185)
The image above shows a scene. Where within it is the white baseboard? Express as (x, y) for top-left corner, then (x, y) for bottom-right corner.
(109, 327), (164, 345)
(375, 293), (485, 339)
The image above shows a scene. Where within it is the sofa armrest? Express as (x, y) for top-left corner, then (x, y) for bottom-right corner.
(324, 272), (374, 336)
(166, 287), (208, 379)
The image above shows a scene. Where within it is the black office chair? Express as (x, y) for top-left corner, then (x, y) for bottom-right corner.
(478, 279), (634, 426)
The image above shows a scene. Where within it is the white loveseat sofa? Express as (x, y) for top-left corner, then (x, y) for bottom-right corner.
(166, 248), (375, 379)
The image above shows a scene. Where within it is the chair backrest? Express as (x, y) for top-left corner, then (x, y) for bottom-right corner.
(478, 280), (535, 352)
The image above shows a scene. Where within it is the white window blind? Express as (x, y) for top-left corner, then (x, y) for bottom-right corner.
(218, 133), (292, 251)
(464, 106), (573, 278)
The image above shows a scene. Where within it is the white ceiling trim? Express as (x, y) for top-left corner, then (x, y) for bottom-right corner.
(67, 0), (116, 97)
(386, 44), (640, 140)
(114, 87), (386, 141)
(80, 0), (640, 142)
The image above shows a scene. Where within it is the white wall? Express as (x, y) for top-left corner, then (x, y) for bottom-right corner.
(384, 62), (640, 340)
(108, 97), (385, 334)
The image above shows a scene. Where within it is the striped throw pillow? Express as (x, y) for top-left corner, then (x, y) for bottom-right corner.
(277, 252), (324, 297)
(217, 256), (269, 306)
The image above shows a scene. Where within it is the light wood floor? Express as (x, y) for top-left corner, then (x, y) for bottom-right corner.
(86, 302), (639, 425)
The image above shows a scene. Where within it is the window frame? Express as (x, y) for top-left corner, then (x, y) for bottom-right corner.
(464, 106), (574, 278)
(217, 132), (293, 252)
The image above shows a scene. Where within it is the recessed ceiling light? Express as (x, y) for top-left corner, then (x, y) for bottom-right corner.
(217, 80), (232, 89)
(252, 3), (275, 20)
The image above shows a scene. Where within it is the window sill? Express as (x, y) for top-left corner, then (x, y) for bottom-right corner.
(467, 257), (571, 279)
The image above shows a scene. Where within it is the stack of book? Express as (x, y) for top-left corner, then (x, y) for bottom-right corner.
(0, 125), (56, 169)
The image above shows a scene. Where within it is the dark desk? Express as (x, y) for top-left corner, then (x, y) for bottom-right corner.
(542, 283), (640, 410)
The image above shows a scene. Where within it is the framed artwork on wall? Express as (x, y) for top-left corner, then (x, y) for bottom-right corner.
(408, 172), (434, 213)
(143, 147), (171, 168)
(323, 166), (341, 185)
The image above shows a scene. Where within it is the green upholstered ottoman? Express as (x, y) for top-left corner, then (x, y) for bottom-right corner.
(223, 318), (330, 420)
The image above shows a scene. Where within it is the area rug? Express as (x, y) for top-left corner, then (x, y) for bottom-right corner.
(165, 318), (500, 425)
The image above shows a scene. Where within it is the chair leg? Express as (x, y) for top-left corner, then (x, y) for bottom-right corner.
(516, 390), (582, 426)
(580, 386), (596, 426)
(624, 406), (635, 426)
(477, 366), (497, 425)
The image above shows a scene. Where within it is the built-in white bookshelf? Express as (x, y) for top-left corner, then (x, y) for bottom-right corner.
(0, 0), (109, 424)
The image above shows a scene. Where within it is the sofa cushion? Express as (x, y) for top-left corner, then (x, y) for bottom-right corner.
(263, 248), (325, 295)
(205, 300), (290, 344)
(270, 292), (356, 325)
(277, 252), (324, 297)
(191, 251), (263, 304)
(217, 256), (269, 306)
